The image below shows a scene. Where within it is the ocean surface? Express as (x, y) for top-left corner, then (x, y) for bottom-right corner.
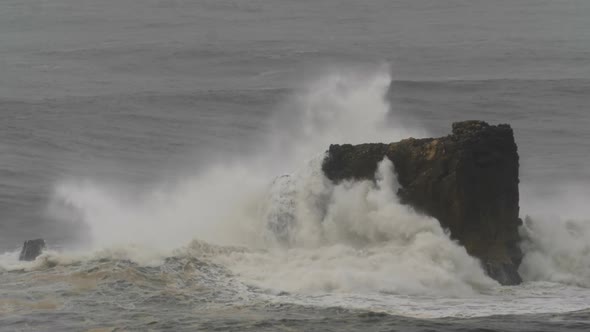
(2, 0), (590, 331)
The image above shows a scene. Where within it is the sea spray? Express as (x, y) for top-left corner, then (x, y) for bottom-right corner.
(518, 183), (590, 287)
(41, 66), (590, 297)
(222, 157), (496, 296)
(266, 65), (427, 169)
(49, 66), (418, 253)
(520, 216), (590, 287)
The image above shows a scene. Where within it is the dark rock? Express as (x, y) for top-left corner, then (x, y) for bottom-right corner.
(19, 239), (46, 261)
(322, 120), (523, 285)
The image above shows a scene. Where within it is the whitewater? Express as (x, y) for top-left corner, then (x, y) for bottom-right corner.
(2, 69), (590, 331)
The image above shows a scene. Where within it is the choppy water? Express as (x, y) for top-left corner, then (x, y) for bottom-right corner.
(2, 0), (590, 331)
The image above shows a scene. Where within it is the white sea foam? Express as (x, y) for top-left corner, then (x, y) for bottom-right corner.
(9, 66), (588, 309)
(48, 66), (414, 253)
(519, 184), (590, 287)
(220, 158), (496, 296)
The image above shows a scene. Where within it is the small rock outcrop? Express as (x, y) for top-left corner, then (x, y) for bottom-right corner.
(322, 121), (523, 285)
(19, 239), (46, 261)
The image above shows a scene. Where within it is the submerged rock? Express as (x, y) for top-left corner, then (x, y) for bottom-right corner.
(322, 120), (523, 285)
(19, 238), (46, 261)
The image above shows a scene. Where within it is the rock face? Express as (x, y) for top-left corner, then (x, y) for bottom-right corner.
(322, 121), (523, 285)
(19, 239), (46, 261)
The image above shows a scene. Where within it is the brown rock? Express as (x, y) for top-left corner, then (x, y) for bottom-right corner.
(322, 120), (523, 285)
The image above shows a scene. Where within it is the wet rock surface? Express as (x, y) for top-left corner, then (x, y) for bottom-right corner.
(19, 238), (46, 261)
(322, 121), (523, 285)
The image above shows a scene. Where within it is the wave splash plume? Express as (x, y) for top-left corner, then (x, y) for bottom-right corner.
(3, 66), (590, 319)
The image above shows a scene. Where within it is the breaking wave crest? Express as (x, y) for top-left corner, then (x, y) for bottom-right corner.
(4, 66), (588, 298)
(222, 157), (495, 296)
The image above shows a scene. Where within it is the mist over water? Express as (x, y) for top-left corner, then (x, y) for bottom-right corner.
(0, 68), (483, 302)
(3, 0), (590, 330)
(519, 184), (590, 288)
(10, 68), (583, 304)
(47, 68), (407, 249)
(224, 157), (495, 296)
(1, 69), (590, 331)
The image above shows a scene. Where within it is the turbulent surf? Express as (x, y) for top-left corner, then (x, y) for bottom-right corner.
(2, 68), (590, 331)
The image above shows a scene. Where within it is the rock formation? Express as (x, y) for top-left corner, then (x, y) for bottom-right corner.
(322, 121), (523, 285)
(19, 238), (46, 261)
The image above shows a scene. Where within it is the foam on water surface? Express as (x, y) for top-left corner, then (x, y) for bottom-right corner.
(1, 68), (589, 323)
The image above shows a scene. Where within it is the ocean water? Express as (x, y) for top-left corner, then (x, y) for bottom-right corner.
(2, 0), (590, 331)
